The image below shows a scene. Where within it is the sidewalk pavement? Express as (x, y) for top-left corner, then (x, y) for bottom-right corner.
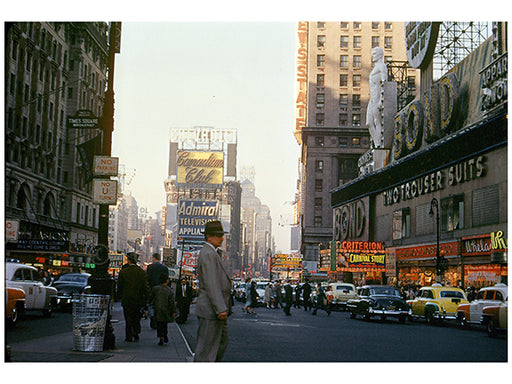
(7, 307), (194, 363)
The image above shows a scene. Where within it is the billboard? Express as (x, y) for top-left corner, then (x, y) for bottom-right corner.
(176, 150), (224, 187)
(177, 199), (219, 240)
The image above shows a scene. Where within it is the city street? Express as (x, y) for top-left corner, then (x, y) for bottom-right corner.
(179, 301), (507, 362)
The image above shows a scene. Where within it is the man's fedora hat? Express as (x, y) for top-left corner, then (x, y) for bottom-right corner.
(126, 252), (139, 263)
(203, 220), (226, 236)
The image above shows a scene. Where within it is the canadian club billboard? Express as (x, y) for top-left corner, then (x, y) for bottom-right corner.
(176, 150), (224, 188)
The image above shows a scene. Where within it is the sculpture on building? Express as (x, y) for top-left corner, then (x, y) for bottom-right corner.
(367, 47), (388, 148)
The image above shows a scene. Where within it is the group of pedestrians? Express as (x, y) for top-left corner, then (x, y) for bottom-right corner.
(116, 252), (194, 346)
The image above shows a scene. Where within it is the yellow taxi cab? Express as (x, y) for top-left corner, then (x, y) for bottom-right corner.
(408, 284), (468, 325)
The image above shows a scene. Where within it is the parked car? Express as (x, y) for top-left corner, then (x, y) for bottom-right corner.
(51, 272), (91, 310)
(326, 282), (357, 311)
(5, 287), (26, 327)
(481, 300), (508, 337)
(408, 284), (468, 324)
(5, 261), (58, 317)
(456, 283), (507, 328)
(347, 285), (411, 322)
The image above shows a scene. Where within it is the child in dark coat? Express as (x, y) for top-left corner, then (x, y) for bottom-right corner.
(149, 273), (176, 345)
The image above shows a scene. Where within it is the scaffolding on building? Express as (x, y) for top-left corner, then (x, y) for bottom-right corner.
(433, 22), (492, 79)
(387, 60), (416, 111)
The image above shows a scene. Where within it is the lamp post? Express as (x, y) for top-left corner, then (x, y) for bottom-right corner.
(429, 198), (442, 283)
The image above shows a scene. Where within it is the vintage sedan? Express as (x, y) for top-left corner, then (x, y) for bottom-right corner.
(408, 284), (468, 324)
(347, 285), (411, 322)
(5, 287), (26, 327)
(481, 300), (507, 337)
(326, 282), (357, 311)
(5, 261), (58, 317)
(51, 272), (91, 310)
(456, 283), (507, 328)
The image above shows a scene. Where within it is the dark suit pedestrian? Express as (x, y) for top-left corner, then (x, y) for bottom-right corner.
(194, 221), (232, 362)
(283, 281), (293, 315)
(302, 280), (312, 311)
(176, 277), (194, 324)
(294, 283), (302, 308)
(146, 253), (169, 288)
(312, 283), (331, 316)
(117, 252), (150, 341)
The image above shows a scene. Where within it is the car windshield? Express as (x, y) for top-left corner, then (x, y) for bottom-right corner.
(55, 275), (88, 283)
(440, 290), (465, 299)
(57, 285), (84, 293)
(369, 287), (399, 296)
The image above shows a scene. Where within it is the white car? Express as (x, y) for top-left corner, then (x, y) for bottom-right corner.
(326, 282), (357, 310)
(456, 283), (508, 328)
(5, 261), (58, 317)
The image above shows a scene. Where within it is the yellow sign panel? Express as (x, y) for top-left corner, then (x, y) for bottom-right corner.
(176, 150), (224, 186)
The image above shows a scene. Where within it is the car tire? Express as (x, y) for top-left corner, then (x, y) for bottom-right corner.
(7, 307), (18, 328)
(349, 312), (356, 319)
(42, 300), (54, 318)
(457, 312), (469, 329)
(398, 315), (406, 323)
(425, 310), (435, 325)
(487, 318), (498, 337)
(363, 312), (371, 321)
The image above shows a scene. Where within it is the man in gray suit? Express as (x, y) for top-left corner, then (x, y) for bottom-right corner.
(194, 220), (232, 362)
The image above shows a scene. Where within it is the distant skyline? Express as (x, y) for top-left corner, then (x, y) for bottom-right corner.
(111, 22), (298, 252)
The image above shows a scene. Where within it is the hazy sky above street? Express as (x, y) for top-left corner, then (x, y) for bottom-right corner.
(111, 22), (298, 252)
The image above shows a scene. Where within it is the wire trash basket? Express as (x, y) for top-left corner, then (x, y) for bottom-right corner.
(72, 294), (110, 352)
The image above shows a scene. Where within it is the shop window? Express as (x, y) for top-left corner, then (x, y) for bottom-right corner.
(441, 194), (464, 231)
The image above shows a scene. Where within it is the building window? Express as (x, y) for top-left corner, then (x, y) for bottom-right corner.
(352, 115), (361, 127)
(340, 22), (349, 29)
(385, 22), (392, 30)
(340, 35), (348, 48)
(340, 55), (348, 68)
(352, 94), (361, 107)
(339, 113), (348, 126)
(352, 75), (361, 87)
(314, 216), (323, 227)
(385, 36), (393, 49)
(352, 137), (361, 146)
(317, 22), (325, 29)
(372, 36), (380, 48)
(317, 54), (325, 67)
(353, 55), (361, 68)
(393, 208), (411, 240)
(339, 137), (348, 147)
(339, 94), (348, 107)
(353, 36), (362, 48)
(372, 22), (380, 29)
(340, 74), (348, 87)
(441, 195), (464, 231)
(353, 22), (361, 29)
(317, 35), (326, 48)
(408, 76), (416, 93)
(315, 136), (324, 147)
(317, 74), (325, 86)
(316, 113), (324, 126)
(315, 160), (324, 172)
(315, 198), (323, 209)
(315, 179), (323, 192)
(385, 56), (393, 64)
(316, 93), (325, 108)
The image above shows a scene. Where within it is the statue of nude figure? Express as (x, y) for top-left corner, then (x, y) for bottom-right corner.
(366, 47), (387, 148)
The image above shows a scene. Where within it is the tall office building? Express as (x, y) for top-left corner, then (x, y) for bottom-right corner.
(5, 22), (112, 271)
(294, 21), (419, 262)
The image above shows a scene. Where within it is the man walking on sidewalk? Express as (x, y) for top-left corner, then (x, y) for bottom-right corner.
(117, 252), (149, 342)
(194, 221), (232, 362)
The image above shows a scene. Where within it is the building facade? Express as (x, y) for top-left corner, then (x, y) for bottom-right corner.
(294, 21), (419, 263)
(5, 22), (111, 273)
(330, 22), (507, 288)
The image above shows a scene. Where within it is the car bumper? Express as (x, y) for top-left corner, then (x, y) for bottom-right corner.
(368, 308), (412, 317)
(433, 311), (458, 321)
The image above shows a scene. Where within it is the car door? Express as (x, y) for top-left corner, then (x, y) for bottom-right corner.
(12, 267), (37, 309)
(412, 289), (431, 315)
(471, 290), (495, 322)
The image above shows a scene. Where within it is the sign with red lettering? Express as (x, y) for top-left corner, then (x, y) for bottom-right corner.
(93, 156), (119, 176)
(93, 179), (118, 205)
(5, 220), (19, 242)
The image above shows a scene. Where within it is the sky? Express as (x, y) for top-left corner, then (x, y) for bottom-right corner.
(111, 22), (299, 252)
